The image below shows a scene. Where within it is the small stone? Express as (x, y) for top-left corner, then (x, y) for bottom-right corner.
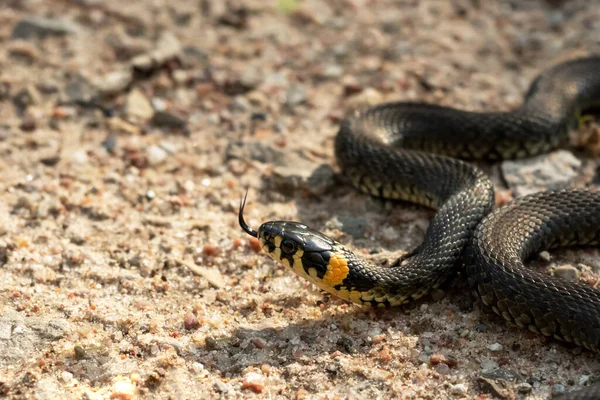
(202, 244), (219, 257)
(13, 86), (41, 111)
(217, 6), (249, 29)
(242, 372), (265, 393)
(0, 323), (11, 340)
(553, 265), (580, 281)
(326, 215), (367, 238)
(494, 189), (513, 206)
(20, 115), (37, 132)
(547, 10), (564, 30)
(252, 337), (266, 349)
(94, 70), (133, 96)
(552, 384), (566, 395)
(125, 89), (154, 121)
(70, 150), (89, 165)
(102, 135), (118, 153)
(131, 31), (182, 72)
(183, 311), (200, 331)
(487, 343), (503, 352)
(295, 388), (309, 400)
(240, 66), (262, 89)
(248, 237), (262, 253)
(151, 98), (167, 111)
(147, 145), (168, 166)
(205, 337), (219, 350)
(450, 383), (468, 396)
(285, 85), (307, 106)
(478, 368), (520, 400)
(191, 362), (205, 374)
(187, 265), (226, 289)
(501, 150), (581, 197)
(516, 382), (532, 394)
(12, 16), (79, 40)
(272, 160), (335, 196)
(226, 140), (285, 164)
(230, 95), (251, 112)
(322, 64), (343, 78)
(214, 380), (230, 393)
(74, 346), (86, 360)
(434, 363), (451, 375)
(346, 88), (384, 110)
(64, 78), (97, 104)
(151, 111), (187, 129)
(0, 127), (9, 142)
(172, 70), (189, 85)
(60, 371), (73, 382)
(110, 380), (136, 399)
(539, 251), (551, 262)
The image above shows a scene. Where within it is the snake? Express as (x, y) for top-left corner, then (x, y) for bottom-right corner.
(238, 56), (600, 398)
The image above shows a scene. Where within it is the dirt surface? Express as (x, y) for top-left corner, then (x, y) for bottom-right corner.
(1, 0), (600, 399)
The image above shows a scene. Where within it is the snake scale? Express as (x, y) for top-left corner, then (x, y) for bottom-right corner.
(239, 57), (600, 399)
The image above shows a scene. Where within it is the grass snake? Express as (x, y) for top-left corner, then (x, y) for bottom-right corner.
(239, 57), (600, 399)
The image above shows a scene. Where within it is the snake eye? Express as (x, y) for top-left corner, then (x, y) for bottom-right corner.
(281, 239), (297, 255)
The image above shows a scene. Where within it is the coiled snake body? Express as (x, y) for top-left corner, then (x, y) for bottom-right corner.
(239, 57), (600, 398)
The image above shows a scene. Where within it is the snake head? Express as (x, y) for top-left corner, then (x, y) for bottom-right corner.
(238, 193), (346, 287)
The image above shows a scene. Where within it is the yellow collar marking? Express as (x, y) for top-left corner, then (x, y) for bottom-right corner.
(322, 253), (349, 287)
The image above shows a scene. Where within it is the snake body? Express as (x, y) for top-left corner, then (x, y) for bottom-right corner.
(239, 57), (600, 398)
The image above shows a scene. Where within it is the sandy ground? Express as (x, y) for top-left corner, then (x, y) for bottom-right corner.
(1, 0), (600, 399)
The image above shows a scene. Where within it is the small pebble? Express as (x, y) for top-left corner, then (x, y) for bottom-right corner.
(434, 363), (450, 375)
(70, 150), (89, 165)
(214, 380), (230, 393)
(147, 145), (168, 166)
(552, 384), (566, 394)
(553, 265), (579, 281)
(110, 380), (136, 400)
(20, 115), (37, 132)
(205, 337), (219, 350)
(539, 251), (551, 262)
(191, 362), (205, 373)
(248, 237), (262, 253)
(202, 244), (219, 257)
(580, 375), (591, 385)
(242, 372), (265, 393)
(450, 383), (467, 396)
(371, 334), (385, 345)
(151, 111), (187, 128)
(516, 382), (532, 394)
(61, 371), (73, 382)
(74, 345), (86, 359)
(495, 190), (513, 206)
(12, 16), (79, 39)
(487, 343), (503, 352)
(285, 85), (307, 106)
(295, 388), (309, 400)
(252, 337), (266, 349)
(183, 311), (200, 331)
(125, 88), (153, 120)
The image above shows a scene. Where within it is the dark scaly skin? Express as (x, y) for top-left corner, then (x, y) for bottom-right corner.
(466, 189), (600, 400)
(334, 57), (600, 303)
(242, 57), (600, 398)
(467, 189), (600, 351)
